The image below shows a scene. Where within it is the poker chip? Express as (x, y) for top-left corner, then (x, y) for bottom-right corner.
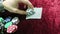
(4, 22), (12, 28)
(4, 17), (12, 23)
(0, 23), (4, 29)
(0, 17), (4, 22)
(7, 25), (18, 33)
(0, 17), (5, 23)
(26, 9), (35, 17)
(11, 17), (19, 24)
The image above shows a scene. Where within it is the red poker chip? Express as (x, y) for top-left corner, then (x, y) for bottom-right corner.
(7, 25), (18, 33)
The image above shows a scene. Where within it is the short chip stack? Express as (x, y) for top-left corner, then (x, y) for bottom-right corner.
(7, 25), (18, 33)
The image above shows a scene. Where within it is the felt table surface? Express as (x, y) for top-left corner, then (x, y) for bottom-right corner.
(3, 0), (60, 34)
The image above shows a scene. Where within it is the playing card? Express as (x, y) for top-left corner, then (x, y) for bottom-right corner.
(26, 7), (42, 19)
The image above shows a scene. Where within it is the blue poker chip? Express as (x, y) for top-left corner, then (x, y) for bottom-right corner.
(4, 17), (12, 23)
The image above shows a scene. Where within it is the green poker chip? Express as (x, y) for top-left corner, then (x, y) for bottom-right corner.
(0, 17), (4, 23)
(26, 9), (35, 17)
(27, 11), (35, 17)
(4, 21), (12, 28)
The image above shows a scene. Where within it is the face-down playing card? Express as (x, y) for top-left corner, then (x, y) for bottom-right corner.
(26, 7), (42, 19)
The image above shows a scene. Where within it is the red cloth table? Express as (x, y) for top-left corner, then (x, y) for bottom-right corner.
(5, 0), (60, 34)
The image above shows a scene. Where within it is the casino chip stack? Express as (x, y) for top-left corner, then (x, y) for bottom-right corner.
(0, 17), (4, 23)
(26, 9), (35, 17)
(4, 21), (12, 28)
(0, 17), (19, 33)
(7, 25), (18, 33)
(4, 17), (12, 23)
(11, 17), (19, 25)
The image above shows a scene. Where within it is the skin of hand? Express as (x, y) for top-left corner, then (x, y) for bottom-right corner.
(2, 0), (34, 15)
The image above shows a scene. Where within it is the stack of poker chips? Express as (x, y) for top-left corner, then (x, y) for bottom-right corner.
(0, 17), (4, 27)
(11, 17), (20, 25)
(26, 8), (35, 17)
(4, 17), (12, 28)
(4, 21), (13, 28)
(4, 17), (12, 23)
(0, 23), (4, 34)
(4, 17), (19, 33)
(0, 17), (4, 34)
(7, 25), (18, 33)
(0, 0), (19, 33)
(0, 17), (5, 23)
(4, 17), (19, 28)
(0, 17), (20, 34)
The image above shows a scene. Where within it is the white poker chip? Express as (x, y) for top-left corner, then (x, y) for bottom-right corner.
(11, 17), (20, 24)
